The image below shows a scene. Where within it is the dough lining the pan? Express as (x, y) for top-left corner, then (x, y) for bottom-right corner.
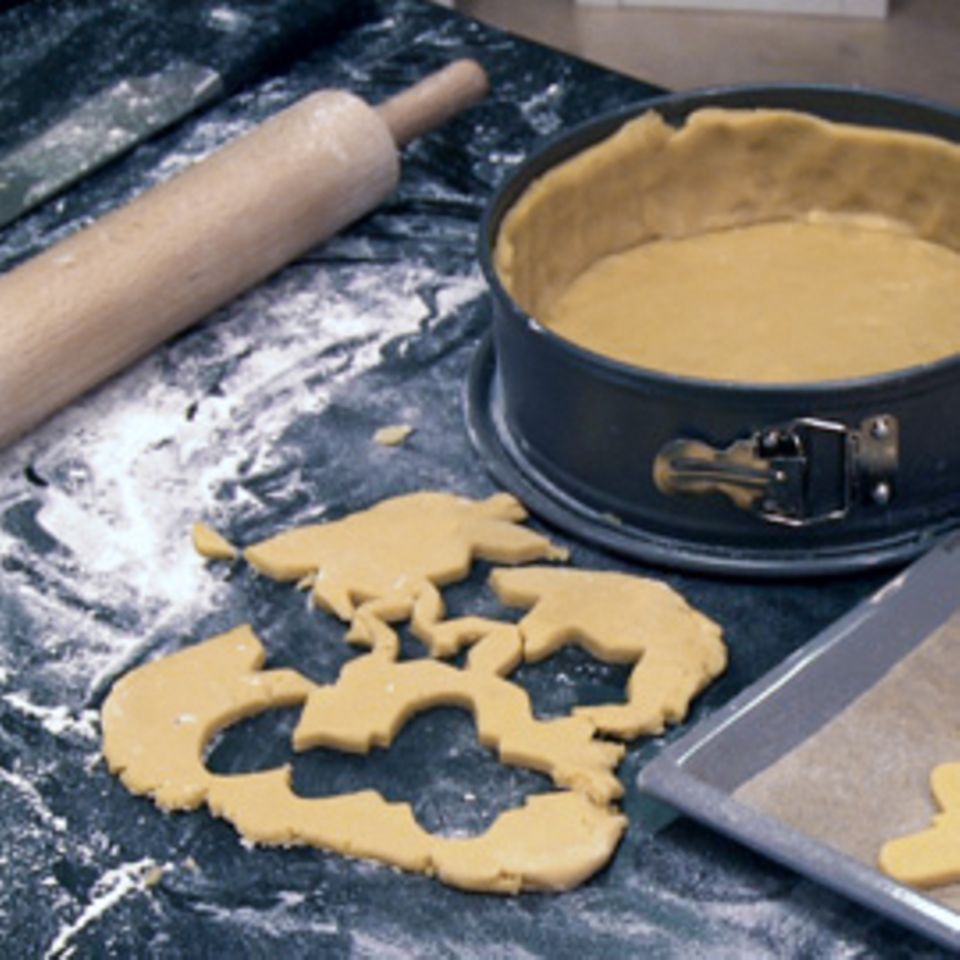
(495, 108), (960, 383)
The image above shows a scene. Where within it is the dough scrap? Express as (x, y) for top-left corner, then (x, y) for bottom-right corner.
(490, 567), (727, 738)
(243, 491), (568, 621)
(495, 108), (960, 383)
(191, 521), (238, 560)
(879, 763), (960, 888)
(101, 625), (626, 892)
(207, 770), (626, 893)
(373, 424), (414, 446)
(108, 492), (727, 893)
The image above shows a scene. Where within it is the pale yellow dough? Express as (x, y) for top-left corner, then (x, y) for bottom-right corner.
(244, 491), (568, 623)
(373, 424), (414, 446)
(491, 567), (726, 738)
(191, 521), (237, 560)
(101, 625), (627, 893)
(545, 221), (960, 383)
(102, 625), (312, 810)
(104, 491), (727, 893)
(495, 108), (960, 383)
(295, 638), (625, 806)
(879, 763), (960, 889)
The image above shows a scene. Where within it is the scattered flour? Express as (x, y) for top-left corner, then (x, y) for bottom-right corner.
(0, 260), (484, 695)
(0, 767), (68, 834)
(0, 230), (484, 953)
(3, 691), (99, 741)
(44, 858), (165, 959)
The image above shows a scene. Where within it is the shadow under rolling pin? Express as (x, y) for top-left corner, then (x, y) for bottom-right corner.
(0, 59), (489, 450)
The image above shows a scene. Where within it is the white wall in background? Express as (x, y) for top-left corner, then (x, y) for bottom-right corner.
(577, 0), (889, 17)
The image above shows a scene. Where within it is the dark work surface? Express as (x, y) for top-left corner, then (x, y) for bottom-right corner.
(0, 1), (947, 956)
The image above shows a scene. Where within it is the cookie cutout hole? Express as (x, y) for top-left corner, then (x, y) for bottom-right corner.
(440, 571), (522, 622)
(513, 645), (632, 720)
(395, 623), (437, 663)
(205, 706), (300, 775)
(291, 706), (554, 838)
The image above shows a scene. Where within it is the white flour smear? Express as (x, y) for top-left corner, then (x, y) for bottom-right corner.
(0, 250), (484, 951)
(44, 858), (165, 959)
(0, 766), (68, 834)
(3, 691), (99, 741)
(0, 260), (485, 700)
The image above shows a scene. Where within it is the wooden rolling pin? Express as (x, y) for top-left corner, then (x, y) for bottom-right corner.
(0, 59), (488, 449)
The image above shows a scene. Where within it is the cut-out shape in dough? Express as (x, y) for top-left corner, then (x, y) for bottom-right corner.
(489, 567), (727, 738)
(243, 491), (568, 622)
(373, 424), (414, 446)
(102, 625), (312, 809)
(191, 521), (238, 560)
(101, 625), (627, 893)
(879, 763), (960, 888)
(109, 493), (731, 893)
(295, 643), (625, 806)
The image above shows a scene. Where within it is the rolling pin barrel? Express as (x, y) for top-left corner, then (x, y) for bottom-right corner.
(0, 59), (488, 449)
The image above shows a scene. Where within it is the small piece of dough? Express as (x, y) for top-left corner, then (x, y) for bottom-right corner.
(243, 491), (568, 621)
(490, 567), (727, 738)
(879, 763), (960, 888)
(191, 521), (238, 560)
(373, 424), (414, 446)
(101, 625), (626, 893)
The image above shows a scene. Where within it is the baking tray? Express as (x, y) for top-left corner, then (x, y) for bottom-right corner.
(637, 531), (960, 952)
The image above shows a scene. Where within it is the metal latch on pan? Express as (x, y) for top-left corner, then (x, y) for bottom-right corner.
(653, 415), (899, 526)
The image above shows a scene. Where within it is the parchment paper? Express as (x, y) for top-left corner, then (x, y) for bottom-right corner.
(735, 611), (960, 913)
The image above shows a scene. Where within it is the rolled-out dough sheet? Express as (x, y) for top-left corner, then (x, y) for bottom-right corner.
(104, 491), (729, 893)
(734, 612), (960, 913)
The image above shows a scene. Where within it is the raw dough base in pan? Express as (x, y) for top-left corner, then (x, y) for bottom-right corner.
(543, 220), (960, 383)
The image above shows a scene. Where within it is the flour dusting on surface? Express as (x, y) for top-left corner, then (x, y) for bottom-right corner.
(0, 767), (68, 834)
(0, 260), (484, 696)
(0, 207), (485, 951)
(44, 858), (165, 959)
(3, 691), (99, 741)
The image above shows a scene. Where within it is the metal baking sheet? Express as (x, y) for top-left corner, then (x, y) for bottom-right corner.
(638, 531), (960, 952)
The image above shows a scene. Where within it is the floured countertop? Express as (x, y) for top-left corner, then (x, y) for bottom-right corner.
(0, 1), (942, 956)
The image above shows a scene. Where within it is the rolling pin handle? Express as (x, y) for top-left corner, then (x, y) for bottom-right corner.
(376, 59), (489, 148)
